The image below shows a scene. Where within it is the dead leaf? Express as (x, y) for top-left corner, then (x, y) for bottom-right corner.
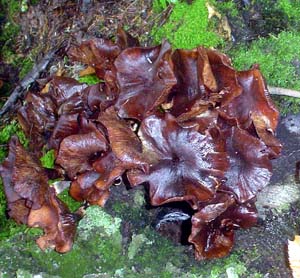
(288, 235), (300, 278)
(79, 66), (96, 77)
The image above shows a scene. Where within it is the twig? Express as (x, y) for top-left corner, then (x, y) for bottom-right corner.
(0, 49), (58, 117)
(269, 86), (300, 98)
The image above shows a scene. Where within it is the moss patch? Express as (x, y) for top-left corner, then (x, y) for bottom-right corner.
(78, 74), (102, 85)
(0, 206), (123, 278)
(57, 188), (81, 213)
(40, 149), (55, 169)
(0, 201), (266, 278)
(213, 0), (300, 43)
(0, 0), (37, 99)
(151, 0), (222, 49)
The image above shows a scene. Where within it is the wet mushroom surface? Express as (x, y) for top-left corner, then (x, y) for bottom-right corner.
(0, 30), (283, 262)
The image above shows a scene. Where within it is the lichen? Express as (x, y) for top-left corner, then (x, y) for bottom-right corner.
(151, 0), (222, 49)
(256, 176), (300, 214)
(78, 206), (122, 239)
(133, 190), (145, 208)
(0, 199), (266, 278)
(127, 233), (150, 260)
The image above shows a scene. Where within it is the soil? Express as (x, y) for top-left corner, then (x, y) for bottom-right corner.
(0, 0), (155, 121)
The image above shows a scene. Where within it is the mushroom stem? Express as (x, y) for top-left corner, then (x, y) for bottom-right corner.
(269, 86), (300, 98)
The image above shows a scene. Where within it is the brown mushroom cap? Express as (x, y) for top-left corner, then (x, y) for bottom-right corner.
(56, 117), (107, 179)
(189, 193), (257, 260)
(0, 137), (77, 253)
(1, 31), (281, 259)
(114, 41), (177, 120)
(128, 113), (228, 208)
(223, 126), (273, 203)
(98, 107), (148, 171)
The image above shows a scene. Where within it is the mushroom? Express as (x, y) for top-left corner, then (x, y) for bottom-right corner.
(114, 40), (177, 120)
(56, 116), (107, 179)
(189, 193), (257, 260)
(0, 137), (78, 253)
(127, 113), (228, 208)
(0, 30), (281, 260)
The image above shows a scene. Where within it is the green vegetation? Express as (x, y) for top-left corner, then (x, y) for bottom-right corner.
(0, 121), (28, 165)
(229, 31), (300, 115)
(0, 203), (264, 277)
(153, 0), (178, 12)
(0, 206), (123, 277)
(0, 121), (28, 155)
(40, 149), (55, 169)
(78, 74), (102, 85)
(151, 0), (222, 49)
(214, 0), (300, 38)
(57, 188), (81, 213)
(111, 193), (148, 231)
(0, 0), (35, 97)
(214, 0), (239, 17)
(262, 0), (300, 32)
(279, 0), (300, 25)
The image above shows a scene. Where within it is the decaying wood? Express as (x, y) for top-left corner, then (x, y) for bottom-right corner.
(0, 49), (58, 117)
(269, 86), (300, 98)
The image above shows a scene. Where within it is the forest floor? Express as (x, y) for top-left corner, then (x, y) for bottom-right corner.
(1, 1), (300, 277)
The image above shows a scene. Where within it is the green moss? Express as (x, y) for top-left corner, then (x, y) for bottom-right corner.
(112, 200), (146, 229)
(0, 201), (266, 277)
(212, 0), (300, 56)
(0, 121), (28, 164)
(127, 233), (148, 260)
(0, 121), (28, 147)
(152, 0), (178, 12)
(0, 21), (20, 43)
(78, 74), (102, 85)
(214, 1), (239, 17)
(0, 0), (21, 19)
(18, 57), (34, 79)
(39, 206), (123, 277)
(229, 31), (300, 115)
(129, 227), (187, 272)
(29, 0), (40, 5)
(0, 0), (34, 93)
(208, 254), (247, 278)
(57, 188), (81, 213)
(40, 149), (55, 169)
(270, 0), (300, 32)
(0, 206), (125, 277)
(279, 0), (300, 17)
(151, 0), (222, 49)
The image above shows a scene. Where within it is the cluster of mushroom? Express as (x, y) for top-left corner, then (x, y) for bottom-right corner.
(0, 29), (281, 259)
